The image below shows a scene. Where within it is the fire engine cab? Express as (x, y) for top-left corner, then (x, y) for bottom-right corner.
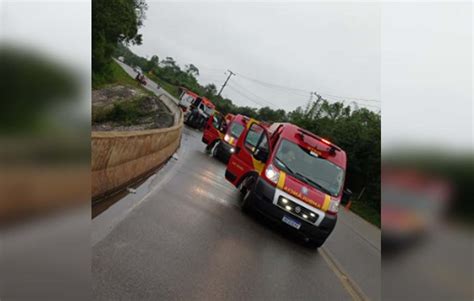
(225, 122), (352, 248)
(202, 111), (226, 151)
(184, 96), (215, 130)
(203, 114), (255, 163)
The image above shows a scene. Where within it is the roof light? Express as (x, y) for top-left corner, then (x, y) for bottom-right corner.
(321, 138), (331, 145)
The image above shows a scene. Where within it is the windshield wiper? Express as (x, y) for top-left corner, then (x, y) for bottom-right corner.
(294, 172), (333, 196)
(275, 157), (295, 174)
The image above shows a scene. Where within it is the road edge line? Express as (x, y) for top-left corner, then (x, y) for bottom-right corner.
(319, 247), (371, 301)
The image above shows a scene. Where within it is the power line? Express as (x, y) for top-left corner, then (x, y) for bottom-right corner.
(226, 85), (270, 108)
(226, 85), (277, 109)
(230, 80), (282, 108)
(192, 65), (380, 111)
(235, 72), (310, 95)
(230, 80), (379, 112)
(318, 92), (380, 103)
(235, 72), (380, 103)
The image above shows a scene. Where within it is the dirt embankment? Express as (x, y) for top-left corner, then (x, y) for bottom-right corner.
(92, 85), (174, 131)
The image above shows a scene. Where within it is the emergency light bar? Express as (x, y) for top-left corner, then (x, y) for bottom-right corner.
(296, 129), (341, 152)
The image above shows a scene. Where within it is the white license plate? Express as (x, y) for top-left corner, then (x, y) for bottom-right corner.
(282, 215), (301, 230)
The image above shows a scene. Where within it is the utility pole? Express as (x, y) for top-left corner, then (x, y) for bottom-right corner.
(217, 70), (235, 97)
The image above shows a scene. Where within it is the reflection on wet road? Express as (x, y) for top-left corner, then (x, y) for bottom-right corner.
(93, 128), (380, 300)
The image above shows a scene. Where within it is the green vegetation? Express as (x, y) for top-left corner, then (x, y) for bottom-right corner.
(349, 200), (381, 228)
(93, 59), (142, 89)
(94, 97), (145, 125)
(146, 72), (181, 97)
(92, 0), (147, 85)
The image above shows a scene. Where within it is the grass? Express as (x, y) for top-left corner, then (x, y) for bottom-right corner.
(92, 60), (143, 90)
(146, 72), (181, 98)
(92, 60), (180, 101)
(349, 200), (381, 228)
(93, 96), (147, 126)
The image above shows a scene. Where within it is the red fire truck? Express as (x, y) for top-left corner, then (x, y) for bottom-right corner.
(225, 122), (351, 248)
(203, 114), (256, 163)
(202, 111), (226, 151)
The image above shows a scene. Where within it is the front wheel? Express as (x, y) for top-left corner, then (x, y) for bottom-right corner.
(211, 141), (221, 158)
(206, 140), (216, 155)
(240, 176), (256, 213)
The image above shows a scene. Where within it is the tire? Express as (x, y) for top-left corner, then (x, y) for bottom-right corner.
(206, 140), (216, 155)
(212, 141), (221, 158)
(187, 112), (196, 127)
(237, 177), (248, 196)
(240, 176), (256, 213)
(205, 142), (212, 154)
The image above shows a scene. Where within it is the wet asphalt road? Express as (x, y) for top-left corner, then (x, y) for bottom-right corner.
(92, 128), (380, 300)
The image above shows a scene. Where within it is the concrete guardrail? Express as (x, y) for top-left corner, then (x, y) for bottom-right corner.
(91, 93), (183, 201)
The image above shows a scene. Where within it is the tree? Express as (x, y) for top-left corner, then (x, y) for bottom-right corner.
(144, 55), (159, 72)
(162, 57), (177, 68)
(185, 64), (200, 77)
(203, 84), (217, 97)
(92, 0), (147, 74)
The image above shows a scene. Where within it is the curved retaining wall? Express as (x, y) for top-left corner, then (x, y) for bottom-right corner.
(92, 94), (183, 200)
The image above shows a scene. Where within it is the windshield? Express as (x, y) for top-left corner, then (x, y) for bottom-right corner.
(229, 122), (245, 138)
(274, 139), (344, 196)
(203, 105), (214, 116)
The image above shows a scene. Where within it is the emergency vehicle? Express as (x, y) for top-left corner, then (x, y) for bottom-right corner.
(224, 113), (235, 124)
(225, 122), (352, 248)
(202, 112), (227, 153)
(178, 89), (199, 112)
(204, 114), (254, 163)
(184, 95), (216, 130)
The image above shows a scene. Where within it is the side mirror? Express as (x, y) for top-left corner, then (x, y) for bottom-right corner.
(253, 148), (269, 162)
(341, 189), (352, 206)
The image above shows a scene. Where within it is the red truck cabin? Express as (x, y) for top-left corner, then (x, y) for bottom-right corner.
(202, 112), (226, 147)
(213, 114), (252, 163)
(225, 122), (350, 248)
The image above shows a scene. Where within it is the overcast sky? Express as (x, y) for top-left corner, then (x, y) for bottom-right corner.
(2, 1), (470, 150)
(132, 1), (471, 150)
(130, 2), (381, 112)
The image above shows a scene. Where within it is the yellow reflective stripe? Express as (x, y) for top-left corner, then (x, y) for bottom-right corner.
(277, 171), (286, 189)
(251, 158), (265, 174)
(246, 118), (260, 129)
(322, 194), (331, 211)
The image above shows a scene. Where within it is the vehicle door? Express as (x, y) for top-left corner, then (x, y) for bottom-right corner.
(203, 114), (224, 145)
(226, 122), (271, 186)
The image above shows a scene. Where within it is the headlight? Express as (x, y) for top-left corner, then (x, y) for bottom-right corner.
(265, 164), (280, 185)
(328, 198), (340, 214)
(230, 147), (235, 153)
(224, 134), (230, 142)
